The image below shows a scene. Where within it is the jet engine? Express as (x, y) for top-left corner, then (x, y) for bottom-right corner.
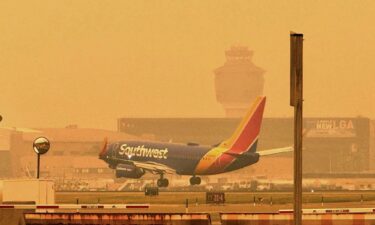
(115, 164), (145, 178)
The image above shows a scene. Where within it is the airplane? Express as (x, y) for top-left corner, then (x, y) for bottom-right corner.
(99, 96), (293, 187)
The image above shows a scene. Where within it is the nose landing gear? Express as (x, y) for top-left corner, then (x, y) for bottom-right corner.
(190, 176), (201, 185)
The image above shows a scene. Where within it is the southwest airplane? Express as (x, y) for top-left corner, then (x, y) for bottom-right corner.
(99, 96), (292, 187)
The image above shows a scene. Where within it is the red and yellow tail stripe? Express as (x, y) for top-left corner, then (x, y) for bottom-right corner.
(194, 96), (266, 175)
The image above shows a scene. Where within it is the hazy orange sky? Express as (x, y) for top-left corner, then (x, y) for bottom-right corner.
(1, 0), (374, 130)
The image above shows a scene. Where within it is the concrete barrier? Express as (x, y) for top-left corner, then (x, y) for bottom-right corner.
(0, 203), (150, 209)
(24, 213), (211, 225)
(221, 212), (375, 225)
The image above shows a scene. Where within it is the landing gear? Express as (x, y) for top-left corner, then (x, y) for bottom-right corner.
(157, 174), (169, 187)
(190, 176), (201, 185)
(157, 178), (169, 187)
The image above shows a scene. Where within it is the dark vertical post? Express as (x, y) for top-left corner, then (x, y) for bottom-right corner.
(37, 154), (40, 179)
(290, 32), (303, 225)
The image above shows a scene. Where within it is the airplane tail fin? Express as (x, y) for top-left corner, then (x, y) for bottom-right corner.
(194, 96), (266, 175)
(220, 96), (266, 154)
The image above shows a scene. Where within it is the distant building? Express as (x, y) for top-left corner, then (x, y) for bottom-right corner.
(214, 46), (265, 117)
(0, 126), (139, 179)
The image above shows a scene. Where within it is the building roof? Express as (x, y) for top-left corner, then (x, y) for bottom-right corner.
(21, 127), (139, 143)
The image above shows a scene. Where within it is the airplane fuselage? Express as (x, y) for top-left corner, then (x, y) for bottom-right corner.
(102, 140), (260, 175)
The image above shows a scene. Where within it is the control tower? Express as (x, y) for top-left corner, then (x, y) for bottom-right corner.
(214, 46), (265, 117)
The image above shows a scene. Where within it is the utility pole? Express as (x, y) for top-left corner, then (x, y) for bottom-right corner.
(290, 32), (303, 225)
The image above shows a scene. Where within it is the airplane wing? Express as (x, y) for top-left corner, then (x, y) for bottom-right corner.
(257, 146), (293, 156)
(121, 160), (176, 174)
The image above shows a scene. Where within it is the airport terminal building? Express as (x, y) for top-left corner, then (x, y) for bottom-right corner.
(118, 117), (375, 176)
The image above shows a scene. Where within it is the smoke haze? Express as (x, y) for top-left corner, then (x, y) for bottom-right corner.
(0, 0), (374, 129)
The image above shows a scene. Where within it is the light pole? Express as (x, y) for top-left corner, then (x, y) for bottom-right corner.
(33, 137), (50, 179)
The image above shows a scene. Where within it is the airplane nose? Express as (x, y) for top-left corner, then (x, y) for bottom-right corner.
(99, 138), (109, 159)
